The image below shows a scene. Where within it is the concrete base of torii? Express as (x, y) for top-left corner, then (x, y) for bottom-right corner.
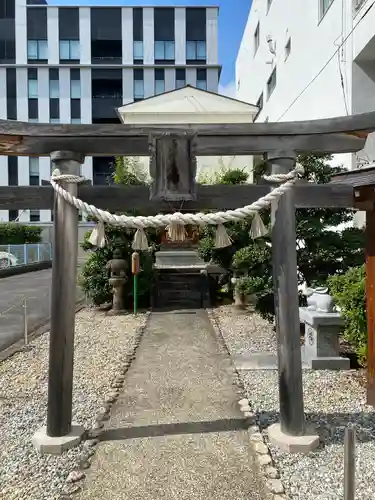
(268, 423), (320, 453)
(32, 424), (85, 455)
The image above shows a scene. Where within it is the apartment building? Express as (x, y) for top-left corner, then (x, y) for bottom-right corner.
(0, 0), (220, 222)
(235, 0), (375, 169)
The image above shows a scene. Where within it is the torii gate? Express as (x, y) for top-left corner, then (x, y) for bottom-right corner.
(0, 112), (374, 453)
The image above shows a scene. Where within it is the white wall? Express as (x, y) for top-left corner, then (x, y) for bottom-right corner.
(236, 0), (375, 171)
(237, 0), (353, 121)
(236, 0), (355, 168)
(236, 0), (375, 229)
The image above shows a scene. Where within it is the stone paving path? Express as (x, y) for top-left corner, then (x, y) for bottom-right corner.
(77, 310), (270, 500)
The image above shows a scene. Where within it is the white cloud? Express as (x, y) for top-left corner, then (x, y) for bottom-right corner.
(218, 80), (236, 98)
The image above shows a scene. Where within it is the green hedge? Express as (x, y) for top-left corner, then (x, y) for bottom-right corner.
(0, 223), (43, 245)
(328, 265), (366, 365)
(79, 224), (157, 308)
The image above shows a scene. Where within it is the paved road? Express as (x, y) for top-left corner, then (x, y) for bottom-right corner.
(0, 269), (83, 352)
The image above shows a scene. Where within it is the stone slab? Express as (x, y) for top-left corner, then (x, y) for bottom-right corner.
(234, 352), (310, 370)
(299, 307), (343, 328)
(233, 350), (350, 371)
(310, 356), (350, 370)
(32, 424), (85, 455)
(268, 423), (320, 453)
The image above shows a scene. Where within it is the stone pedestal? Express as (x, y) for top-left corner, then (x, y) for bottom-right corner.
(268, 423), (319, 453)
(299, 307), (350, 370)
(108, 276), (127, 315)
(32, 424), (85, 455)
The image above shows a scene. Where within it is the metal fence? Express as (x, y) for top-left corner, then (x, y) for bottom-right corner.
(0, 243), (52, 268)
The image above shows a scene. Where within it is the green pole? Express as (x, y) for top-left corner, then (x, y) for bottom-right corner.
(133, 273), (138, 315)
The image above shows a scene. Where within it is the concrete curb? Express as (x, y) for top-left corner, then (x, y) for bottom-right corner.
(59, 310), (151, 499)
(0, 260), (52, 279)
(206, 308), (287, 500)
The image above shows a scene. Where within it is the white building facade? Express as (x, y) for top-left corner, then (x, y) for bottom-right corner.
(0, 0), (220, 223)
(236, 0), (375, 169)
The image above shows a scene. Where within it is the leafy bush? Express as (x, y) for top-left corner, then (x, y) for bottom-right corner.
(0, 223), (42, 244)
(328, 266), (366, 365)
(79, 224), (156, 307)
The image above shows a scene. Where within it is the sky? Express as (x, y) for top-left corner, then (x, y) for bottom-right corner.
(48, 0), (252, 97)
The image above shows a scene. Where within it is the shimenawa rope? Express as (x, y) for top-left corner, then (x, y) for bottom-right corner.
(50, 166), (303, 230)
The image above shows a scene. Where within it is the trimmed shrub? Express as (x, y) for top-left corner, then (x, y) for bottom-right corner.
(79, 224), (156, 308)
(328, 265), (366, 365)
(0, 223), (43, 245)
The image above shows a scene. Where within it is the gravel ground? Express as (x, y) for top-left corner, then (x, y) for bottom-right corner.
(0, 309), (146, 500)
(214, 305), (375, 500)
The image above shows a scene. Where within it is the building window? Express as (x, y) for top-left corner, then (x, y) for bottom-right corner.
(59, 8), (79, 41)
(28, 75), (38, 99)
(27, 40), (48, 60)
(320, 0), (334, 18)
(8, 157), (18, 186)
(70, 80), (81, 99)
(49, 69), (59, 98)
(285, 38), (291, 60)
(0, 0), (15, 18)
(70, 68), (81, 99)
(155, 69), (165, 95)
(133, 41), (143, 61)
(50, 97), (59, 121)
(91, 8), (122, 64)
(60, 40), (80, 61)
(0, 40), (15, 64)
(186, 8), (206, 43)
(256, 93), (263, 111)
(133, 8), (143, 42)
(155, 41), (175, 61)
(49, 80), (59, 98)
(267, 68), (276, 99)
(71, 99), (81, 120)
(254, 23), (260, 55)
(28, 99), (38, 120)
(9, 210), (18, 221)
(30, 210), (40, 222)
(133, 68), (144, 100)
(6, 68), (16, 119)
(176, 68), (186, 89)
(29, 157), (39, 185)
(196, 68), (207, 90)
(186, 41), (206, 61)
